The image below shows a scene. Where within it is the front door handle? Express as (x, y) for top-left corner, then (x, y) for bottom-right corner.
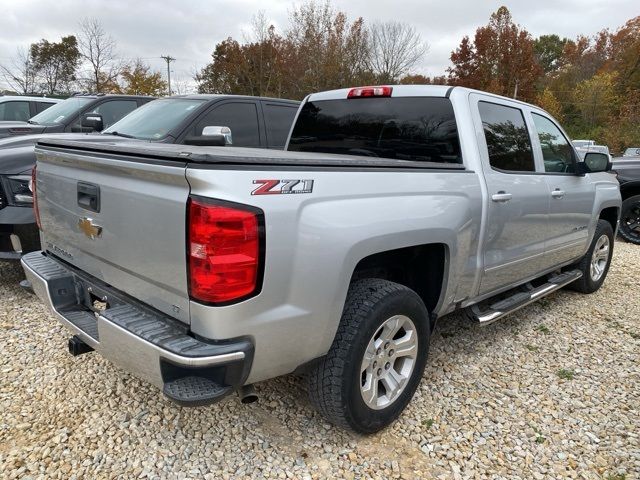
(491, 191), (513, 202)
(551, 189), (565, 199)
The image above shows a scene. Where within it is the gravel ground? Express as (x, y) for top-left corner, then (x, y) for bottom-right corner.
(1, 243), (638, 480)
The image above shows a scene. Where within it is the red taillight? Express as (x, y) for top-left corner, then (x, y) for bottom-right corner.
(31, 166), (41, 231)
(188, 197), (263, 304)
(347, 86), (393, 98)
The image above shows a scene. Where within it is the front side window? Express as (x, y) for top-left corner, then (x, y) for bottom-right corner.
(192, 102), (261, 147)
(90, 100), (139, 129)
(70, 99), (139, 131)
(532, 113), (576, 173)
(36, 101), (56, 113)
(288, 97), (461, 163)
(0, 101), (31, 121)
(479, 101), (535, 172)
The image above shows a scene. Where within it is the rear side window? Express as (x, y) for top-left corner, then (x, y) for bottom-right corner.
(263, 103), (297, 148)
(0, 101), (30, 121)
(288, 97), (461, 164)
(193, 102), (261, 147)
(479, 101), (535, 172)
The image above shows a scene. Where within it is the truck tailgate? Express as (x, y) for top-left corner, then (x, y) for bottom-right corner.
(34, 144), (191, 324)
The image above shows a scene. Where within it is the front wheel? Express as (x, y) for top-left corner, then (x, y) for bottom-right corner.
(308, 279), (430, 434)
(569, 219), (614, 294)
(619, 195), (640, 244)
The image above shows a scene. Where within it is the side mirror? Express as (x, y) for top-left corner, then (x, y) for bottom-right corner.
(582, 152), (611, 173)
(81, 113), (104, 132)
(183, 126), (233, 147)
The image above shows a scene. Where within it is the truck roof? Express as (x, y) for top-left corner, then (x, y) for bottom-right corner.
(168, 94), (300, 105)
(306, 84), (544, 111)
(0, 95), (61, 103)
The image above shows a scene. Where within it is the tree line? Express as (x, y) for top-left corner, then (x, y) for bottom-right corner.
(1, 18), (167, 97)
(1, 3), (638, 152)
(194, 3), (639, 153)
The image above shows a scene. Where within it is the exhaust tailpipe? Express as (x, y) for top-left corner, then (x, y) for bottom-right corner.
(68, 335), (94, 356)
(238, 384), (258, 404)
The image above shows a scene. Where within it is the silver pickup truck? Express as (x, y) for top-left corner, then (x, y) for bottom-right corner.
(22, 85), (621, 433)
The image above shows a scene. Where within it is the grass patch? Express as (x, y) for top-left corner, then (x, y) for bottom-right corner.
(532, 426), (546, 444)
(422, 418), (434, 428)
(525, 344), (539, 352)
(557, 368), (575, 380)
(535, 324), (550, 334)
(606, 474), (626, 480)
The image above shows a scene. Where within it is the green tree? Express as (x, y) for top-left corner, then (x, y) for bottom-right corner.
(534, 34), (569, 73)
(30, 36), (81, 95)
(119, 59), (167, 96)
(573, 72), (618, 130)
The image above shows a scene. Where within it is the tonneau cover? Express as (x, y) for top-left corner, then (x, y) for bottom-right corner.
(36, 137), (467, 170)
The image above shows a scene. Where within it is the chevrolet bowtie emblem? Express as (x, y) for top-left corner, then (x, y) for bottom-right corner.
(78, 218), (102, 239)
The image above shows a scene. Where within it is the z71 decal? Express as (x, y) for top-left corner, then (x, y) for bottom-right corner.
(252, 179), (314, 195)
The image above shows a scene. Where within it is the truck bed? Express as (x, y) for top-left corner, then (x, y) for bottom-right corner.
(37, 138), (468, 170)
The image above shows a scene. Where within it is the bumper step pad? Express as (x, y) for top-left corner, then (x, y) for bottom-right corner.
(163, 376), (233, 407)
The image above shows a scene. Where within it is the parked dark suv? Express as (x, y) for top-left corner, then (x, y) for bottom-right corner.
(0, 93), (152, 140)
(614, 158), (640, 244)
(0, 94), (299, 259)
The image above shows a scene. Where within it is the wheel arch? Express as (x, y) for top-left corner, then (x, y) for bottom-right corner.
(349, 243), (448, 330)
(598, 206), (620, 233)
(620, 181), (640, 201)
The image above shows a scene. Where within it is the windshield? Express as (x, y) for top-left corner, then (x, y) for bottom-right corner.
(103, 98), (206, 140)
(29, 97), (93, 125)
(288, 97), (462, 164)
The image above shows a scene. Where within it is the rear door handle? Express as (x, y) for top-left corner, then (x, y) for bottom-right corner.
(551, 189), (565, 199)
(491, 191), (512, 202)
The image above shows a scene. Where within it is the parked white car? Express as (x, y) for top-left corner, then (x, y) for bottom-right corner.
(0, 95), (60, 122)
(622, 147), (640, 158)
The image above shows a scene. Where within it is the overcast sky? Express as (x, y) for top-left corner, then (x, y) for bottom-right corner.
(1, 0), (637, 92)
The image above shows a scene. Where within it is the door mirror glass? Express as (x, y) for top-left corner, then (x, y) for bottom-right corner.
(202, 126), (232, 145)
(80, 113), (104, 132)
(583, 152), (611, 172)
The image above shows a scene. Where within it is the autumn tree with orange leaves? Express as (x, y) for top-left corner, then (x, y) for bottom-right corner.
(447, 6), (542, 102)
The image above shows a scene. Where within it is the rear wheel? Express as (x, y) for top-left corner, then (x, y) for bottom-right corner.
(308, 279), (430, 434)
(569, 219), (614, 293)
(619, 195), (640, 244)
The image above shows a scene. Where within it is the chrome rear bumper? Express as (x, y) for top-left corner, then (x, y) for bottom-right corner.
(21, 251), (253, 406)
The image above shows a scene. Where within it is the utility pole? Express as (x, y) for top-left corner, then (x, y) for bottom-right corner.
(513, 79), (519, 99)
(160, 55), (175, 96)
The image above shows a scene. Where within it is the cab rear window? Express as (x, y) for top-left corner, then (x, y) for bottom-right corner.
(288, 97), (461, 164)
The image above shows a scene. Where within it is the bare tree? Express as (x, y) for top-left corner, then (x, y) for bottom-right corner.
(368, 21), (429, 83)
(0, 47), (38, 94)
(77, 17), (121, 92)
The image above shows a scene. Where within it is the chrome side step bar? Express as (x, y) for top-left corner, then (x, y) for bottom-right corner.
(468, 270), (583, 325)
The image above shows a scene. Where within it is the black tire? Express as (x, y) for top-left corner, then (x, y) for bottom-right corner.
(569, 219), (614, 293)
(308, 278), (430, 434)
(619, 195), (640, 245)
